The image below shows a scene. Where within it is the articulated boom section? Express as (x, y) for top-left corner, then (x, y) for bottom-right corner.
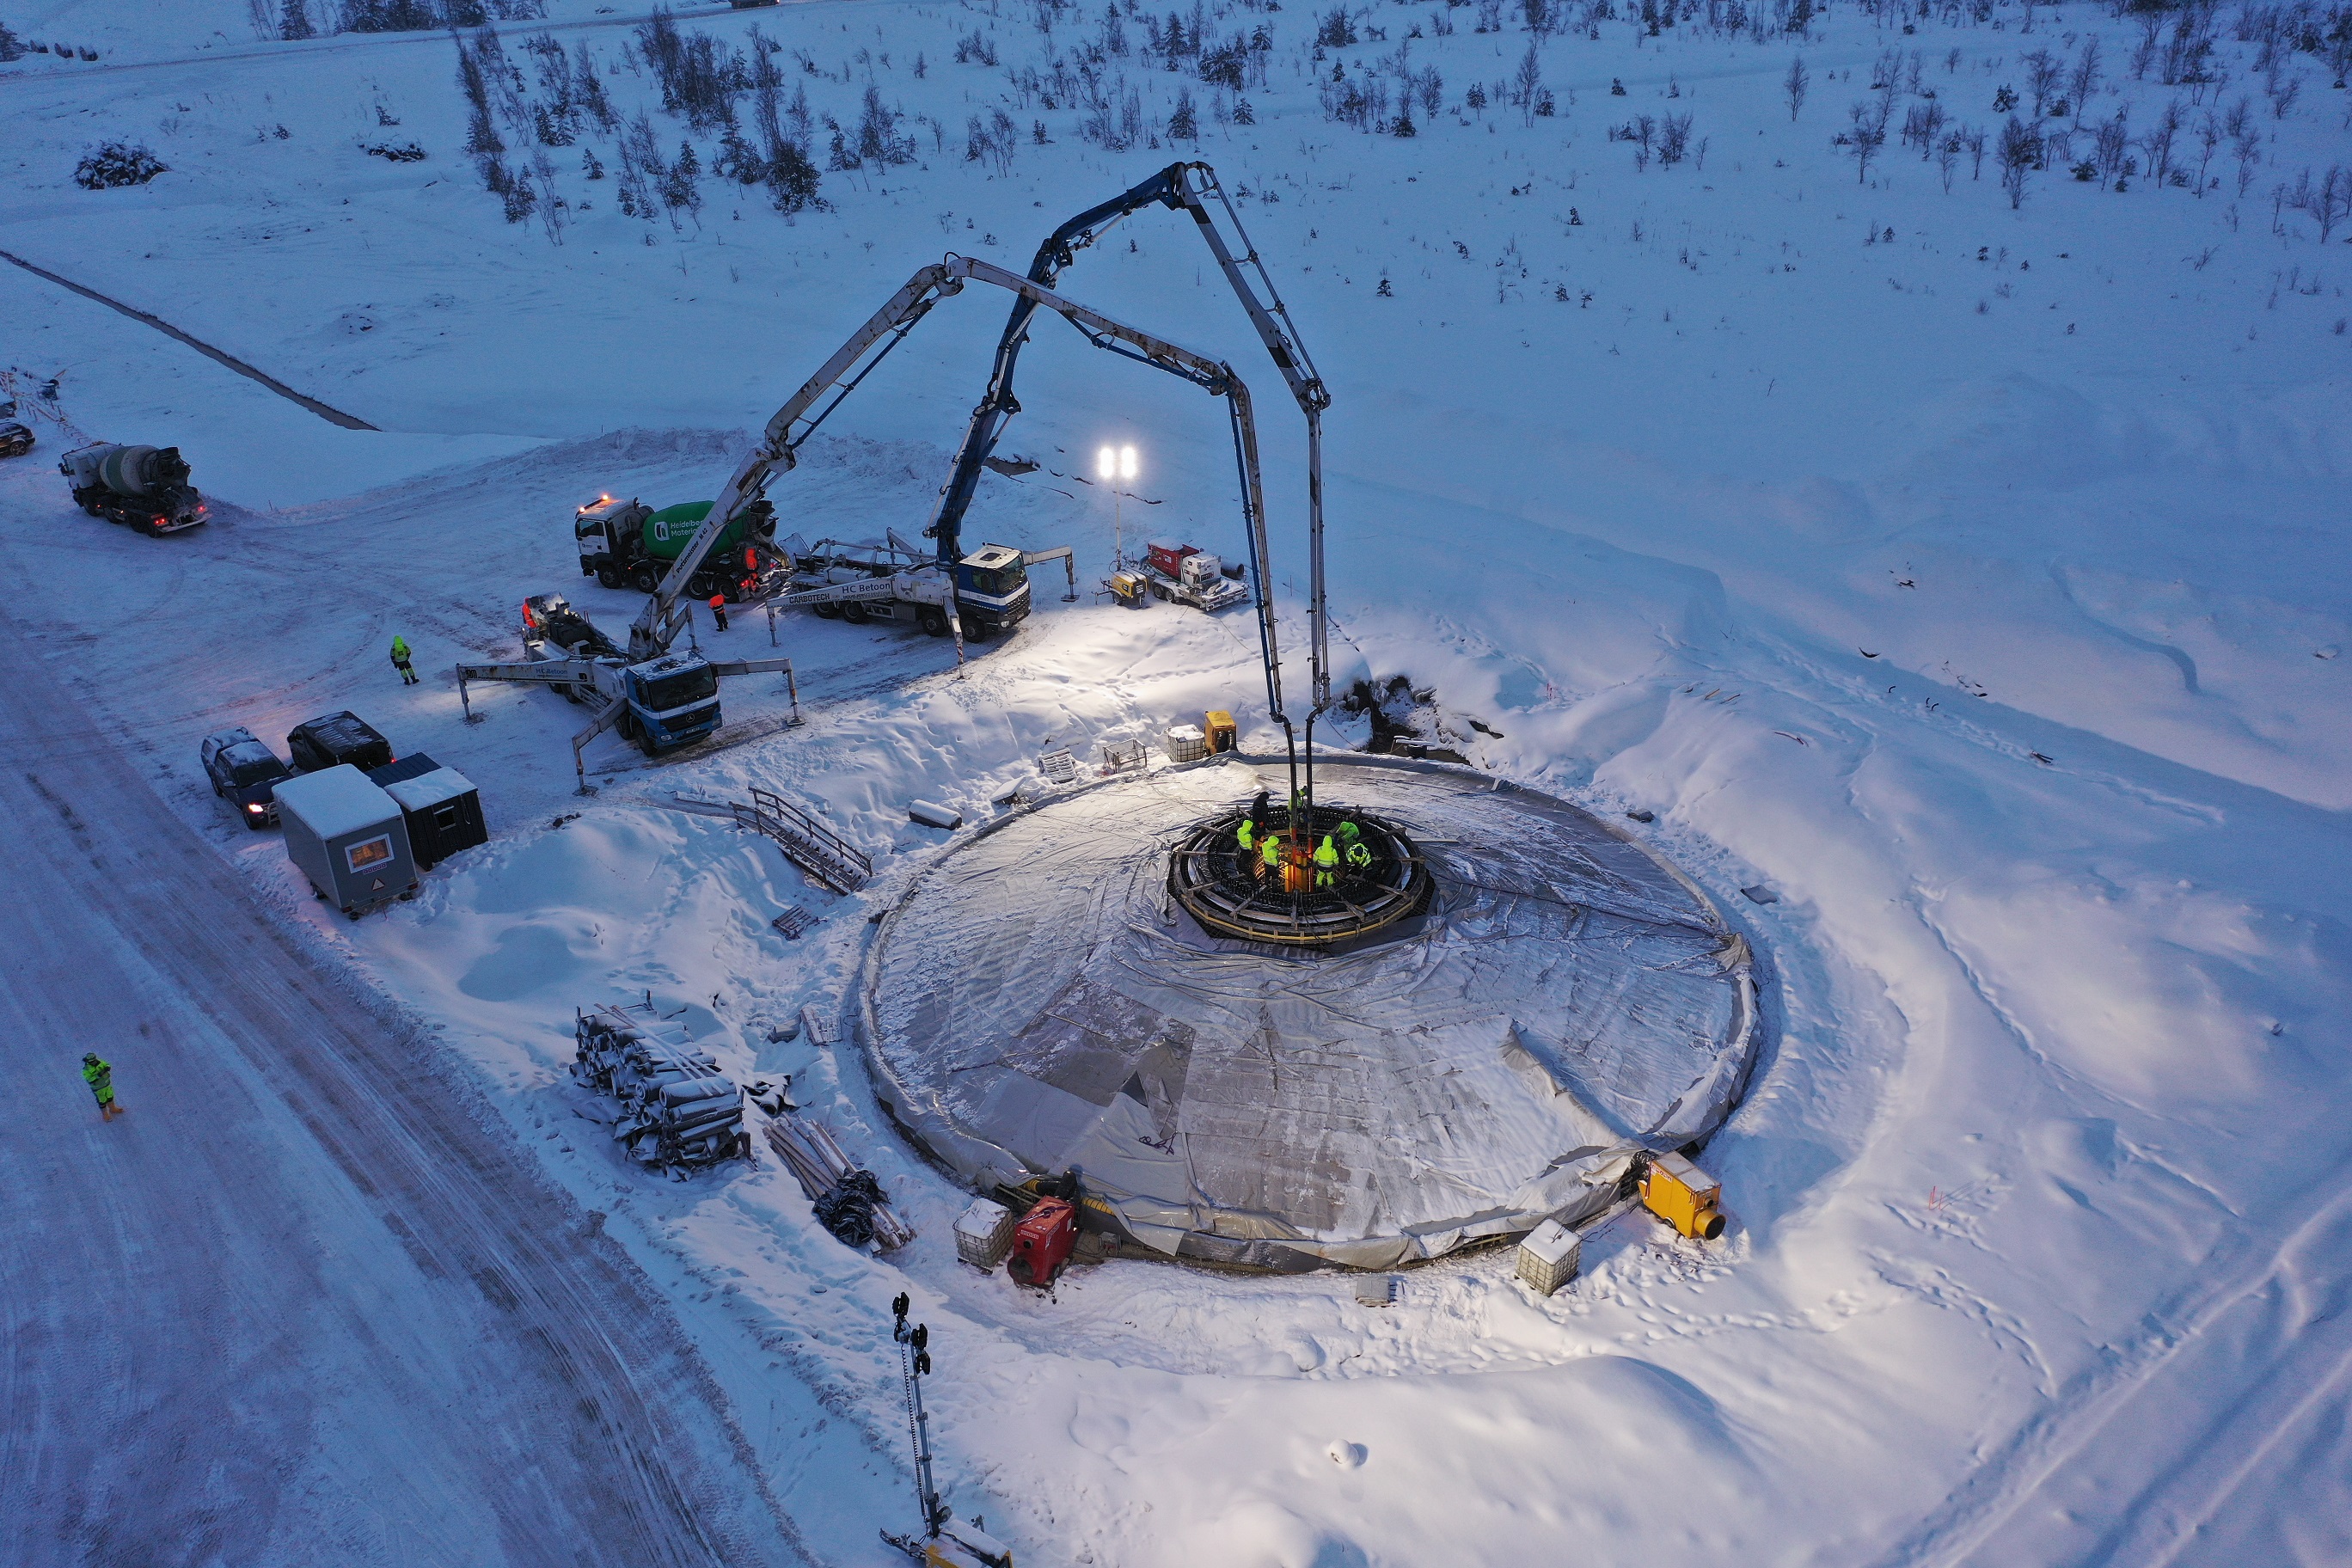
(921, 161), (1332, 803)
(622, 256), (1284, 762)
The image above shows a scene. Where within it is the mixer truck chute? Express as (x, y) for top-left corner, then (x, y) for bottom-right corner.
(59, 442), (206, 535)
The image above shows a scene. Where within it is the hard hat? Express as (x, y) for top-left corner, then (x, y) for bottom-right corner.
(83, 1052), (99, 1066)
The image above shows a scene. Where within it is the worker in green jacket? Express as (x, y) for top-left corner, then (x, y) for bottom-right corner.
(389, 634), (418, 686)
(1313, 835), (1339, 887)
(82, 1053), (123, 1121)
(1237, 815), (1256, 856)
(1259, 833), (1281, 879)
(1345, 838), (1374, 871)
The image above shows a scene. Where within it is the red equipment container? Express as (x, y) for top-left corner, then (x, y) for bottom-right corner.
(1007, 1197), (1077, 1288)
(1145, 540), (1197, 579)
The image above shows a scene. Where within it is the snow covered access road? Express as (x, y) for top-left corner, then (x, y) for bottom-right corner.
(0, 617), (803, 1568)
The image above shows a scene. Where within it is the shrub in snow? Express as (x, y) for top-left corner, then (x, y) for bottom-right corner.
(0, 20), (26, 60)
(73, 142), (168, 189)
(364, 141), (427, 161)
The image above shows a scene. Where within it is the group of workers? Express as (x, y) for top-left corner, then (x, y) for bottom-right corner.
(1234, 792), (1375, 889)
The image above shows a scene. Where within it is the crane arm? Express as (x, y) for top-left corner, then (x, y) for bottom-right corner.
(921, 162), (1332, 709)
(616, 252), (1296, 783)
(627, 261), (971, 660)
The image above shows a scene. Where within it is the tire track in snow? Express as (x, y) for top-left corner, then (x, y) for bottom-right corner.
(0, 245), (378, 431)
(0, 609), (811, 1568)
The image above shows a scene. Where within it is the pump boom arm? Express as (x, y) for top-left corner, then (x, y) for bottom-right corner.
(923, 162), (1333, 712)
(622, 255), (1295, 769)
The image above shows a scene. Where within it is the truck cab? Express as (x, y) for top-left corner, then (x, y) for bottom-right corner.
(574, 495), (652, 589)
(618, 652), (722, 755)
(953, 545), (1031, 636)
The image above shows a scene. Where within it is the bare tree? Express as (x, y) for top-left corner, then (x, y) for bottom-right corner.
(1785, 55), (1808, 122)
(2023, 49), (2062, 119)
(2290, 164), (2351, 242)
(2193, 110), (2221, 194)
(1998, 113), (2039, 208)
(2068, 36), (2102, 125)
(2264, 58), (2302, 119)
(1937, 131), (1961, 193)
(2129, 15), (2161, 81)
(2141, 99), (2184, 188)
(1513, 42), (1542, 127)
(1846, 100), (1889, 184)
(1658, 111), (1693, 166)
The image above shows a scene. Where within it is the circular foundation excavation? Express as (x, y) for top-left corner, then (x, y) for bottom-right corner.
(860, 755), (1759, 1272)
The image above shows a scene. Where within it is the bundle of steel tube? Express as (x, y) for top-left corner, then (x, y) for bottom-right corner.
(573, 1007), (747, 1173)
(763, 1113), (915, 1251)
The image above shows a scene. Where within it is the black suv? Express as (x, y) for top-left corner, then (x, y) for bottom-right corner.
(286, 711), (395, 775)
(199, 727), (294, 829)
(0, 420), (33, 459)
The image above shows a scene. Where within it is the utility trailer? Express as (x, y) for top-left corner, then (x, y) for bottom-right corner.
(779, 532), (1070, 640)
(1139, 540), (1248, 613)
(275, 765), (419, 918)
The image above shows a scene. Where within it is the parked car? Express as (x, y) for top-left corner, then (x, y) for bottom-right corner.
(199, 727), (294, 829)
(0, 421), (34, 459)
(286, 711), (395, 775)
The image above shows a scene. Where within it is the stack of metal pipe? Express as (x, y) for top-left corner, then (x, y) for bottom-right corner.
(573, 1007), (747, 1173)
(763, 1113), (915, 1251)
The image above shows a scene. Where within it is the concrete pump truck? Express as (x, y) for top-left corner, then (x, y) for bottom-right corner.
(458, 247), (1289, 788)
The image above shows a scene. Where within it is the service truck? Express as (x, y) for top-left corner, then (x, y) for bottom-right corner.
(1140, 539), (1249, 612)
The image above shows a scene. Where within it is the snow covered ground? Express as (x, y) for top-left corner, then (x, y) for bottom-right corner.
(4, 0), (2350, 1562)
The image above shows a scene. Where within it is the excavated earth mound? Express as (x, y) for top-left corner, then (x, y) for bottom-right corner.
(860, 755), (1759, 1271)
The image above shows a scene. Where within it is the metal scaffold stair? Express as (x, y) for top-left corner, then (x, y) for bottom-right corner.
(671, 787), (871, 895)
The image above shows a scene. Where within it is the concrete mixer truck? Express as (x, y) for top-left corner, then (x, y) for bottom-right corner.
(59, 442), (206, 535)
(573, 493), (780, 601)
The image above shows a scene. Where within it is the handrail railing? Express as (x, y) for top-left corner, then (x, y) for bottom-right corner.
(737, 785), (871, 893)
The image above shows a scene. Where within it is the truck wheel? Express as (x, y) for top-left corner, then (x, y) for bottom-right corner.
(842, 603), (869, 625)
(812, 602), (842, 620)
(918, 606), (947, 637)
(630, 563), (661, 594)
(596, 565), (622, 590)
(964, 619), (992, 643)
(639, 731), (662, 758)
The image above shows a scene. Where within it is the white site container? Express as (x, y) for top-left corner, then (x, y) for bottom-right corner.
(1516, 1219), (1582, 1296)
(1165, 723), (1207, 763)
(276, 764), (417, 918)
(953, 1197), (1016, 1270)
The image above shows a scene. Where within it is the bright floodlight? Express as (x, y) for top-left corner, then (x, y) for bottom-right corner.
(1119, 444), (1138, 481)
(1097, 444), (1116, 480)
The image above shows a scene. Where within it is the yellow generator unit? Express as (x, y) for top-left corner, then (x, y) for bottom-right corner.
(1204, 709), (1238, 753)
(1639, 1151), (1725, 1240)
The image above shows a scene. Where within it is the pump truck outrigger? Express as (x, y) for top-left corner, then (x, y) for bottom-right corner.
(457, 250), (1281, 789)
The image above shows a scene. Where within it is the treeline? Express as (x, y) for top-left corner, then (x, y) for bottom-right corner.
(260, 0), (545, 40)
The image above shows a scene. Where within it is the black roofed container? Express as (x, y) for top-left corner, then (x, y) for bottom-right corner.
(370, 755), (486, 871)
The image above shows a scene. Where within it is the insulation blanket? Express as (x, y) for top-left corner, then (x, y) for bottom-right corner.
(861, 756), (1759, 1270)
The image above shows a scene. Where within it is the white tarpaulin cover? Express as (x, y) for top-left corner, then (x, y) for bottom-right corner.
(861, 756), (1758, 1271)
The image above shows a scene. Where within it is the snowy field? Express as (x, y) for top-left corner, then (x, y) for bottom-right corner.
(4, 0), (2351, 1561)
